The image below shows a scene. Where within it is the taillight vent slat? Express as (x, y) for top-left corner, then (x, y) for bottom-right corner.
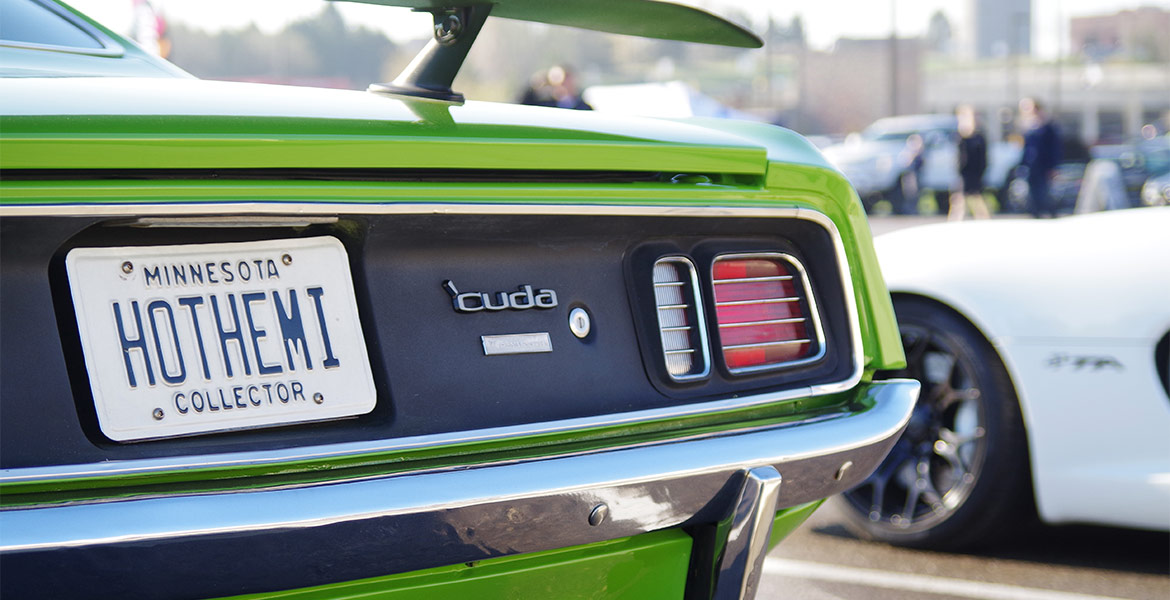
(652, 257), (711, 381)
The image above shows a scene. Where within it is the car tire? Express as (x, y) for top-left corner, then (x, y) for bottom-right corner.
(836, 296), (1032, 550)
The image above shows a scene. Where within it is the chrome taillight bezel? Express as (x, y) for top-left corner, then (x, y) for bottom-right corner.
(710, 252), (827, 375)
(652, 256), (712, 382)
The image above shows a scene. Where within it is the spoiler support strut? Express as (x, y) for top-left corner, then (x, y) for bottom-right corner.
(368, 4), (492, 103)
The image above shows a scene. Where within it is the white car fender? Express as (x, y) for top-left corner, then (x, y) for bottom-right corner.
(876, 209), (1170, 531)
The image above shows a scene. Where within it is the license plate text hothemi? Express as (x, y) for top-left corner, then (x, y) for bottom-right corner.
(66, 236), (377, 442)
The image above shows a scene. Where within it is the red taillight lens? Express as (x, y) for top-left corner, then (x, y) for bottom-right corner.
(712, 254), (821, 373)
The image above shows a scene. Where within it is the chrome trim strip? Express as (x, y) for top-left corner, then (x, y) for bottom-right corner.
(716, 298), (799, 307)
(713, 275), (794, 284)
(130, 216), (340, 228)
(0, 381), (917, 556)
(718, 317), (806, 328)
(1, 0), (126, 58)
(723, 339), (812, 350)
(0, 204), (866, 484)
(713, 252), (830, 376)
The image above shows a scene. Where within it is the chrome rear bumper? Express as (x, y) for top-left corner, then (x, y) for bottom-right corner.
(0, 379), (917, 599)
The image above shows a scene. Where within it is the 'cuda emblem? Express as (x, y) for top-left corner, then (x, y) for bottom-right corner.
(443, 280), (558, 313)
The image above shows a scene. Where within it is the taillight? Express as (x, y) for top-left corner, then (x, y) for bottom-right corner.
(712, 254), (823, 373)
(652, 257), (710, 381)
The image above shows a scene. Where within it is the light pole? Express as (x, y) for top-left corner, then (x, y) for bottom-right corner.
(889, 0), (898, 117)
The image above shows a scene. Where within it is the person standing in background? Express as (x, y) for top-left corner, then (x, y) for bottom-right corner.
(129, 0), (170, 58)
(518, 66), (592, 110)
(949, 105), (990, 220)
(1018, 98), (1062, 218)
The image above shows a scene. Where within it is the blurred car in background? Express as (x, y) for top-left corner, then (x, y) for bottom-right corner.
(1091, 137), (1170, 204)
(1005, 161), (1087, 215)
(1072, 135), (1170, 213)
(583, 80), (763, 121)
(821, 114), (1022, 214)
(1142, 171), (1170, 207)
(837, 208), (1170, 549)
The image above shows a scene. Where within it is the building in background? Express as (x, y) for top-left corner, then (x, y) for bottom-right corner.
(923, 62), (1169, 145)
(964, 0), (1031, 59)
(1070, 6), (1170, 62)
(798, 38), (923, 135)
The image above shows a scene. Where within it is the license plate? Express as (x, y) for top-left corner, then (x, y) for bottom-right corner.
(66, 236), (376, 442)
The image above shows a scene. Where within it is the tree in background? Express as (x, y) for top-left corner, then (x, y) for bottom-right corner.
(167, 4), (396, 89)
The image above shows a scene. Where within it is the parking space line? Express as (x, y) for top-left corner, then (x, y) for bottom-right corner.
(763, 558), (1127, 600)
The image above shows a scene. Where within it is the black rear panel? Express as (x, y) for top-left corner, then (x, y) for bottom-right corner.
(0, 212), (854, 468)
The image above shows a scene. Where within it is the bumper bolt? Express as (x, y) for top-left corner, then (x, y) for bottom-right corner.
(588, 503), (609, 526)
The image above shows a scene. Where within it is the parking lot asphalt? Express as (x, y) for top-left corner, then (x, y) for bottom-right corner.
(761, 501), (1169, 600)
(758, 213), (1170, 600)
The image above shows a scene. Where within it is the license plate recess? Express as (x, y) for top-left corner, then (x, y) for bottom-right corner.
(66, 236), (376, 442)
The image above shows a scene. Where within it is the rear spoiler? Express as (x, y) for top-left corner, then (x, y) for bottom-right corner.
(334, 0), (761, 102)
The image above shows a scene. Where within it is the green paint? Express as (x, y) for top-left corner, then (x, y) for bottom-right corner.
(768, 500), (824, 548)
(217, 529), (692, 600)
(0, 62), (903, 504)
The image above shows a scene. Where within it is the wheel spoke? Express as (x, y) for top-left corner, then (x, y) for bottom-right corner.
(843, 316), (993, 536)
(939, 424), (985, 449)
(937, 386), (980, 412)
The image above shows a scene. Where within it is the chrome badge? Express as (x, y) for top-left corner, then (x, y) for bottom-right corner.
(442, 280), (558, 313)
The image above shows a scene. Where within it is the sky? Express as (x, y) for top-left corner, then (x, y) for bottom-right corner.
(71, 0), (1170, 58)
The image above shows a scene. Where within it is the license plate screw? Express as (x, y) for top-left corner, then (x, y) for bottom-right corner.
(152, 408), (165, 420)
(313, 392), (324, 404)
(282, 254), (293, 265)
(121, 261), (134, 274)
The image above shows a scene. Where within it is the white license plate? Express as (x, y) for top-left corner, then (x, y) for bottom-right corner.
(66, 236), (376, 442)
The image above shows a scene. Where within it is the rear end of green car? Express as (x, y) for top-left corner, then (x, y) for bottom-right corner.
(0, 1), (915, 598)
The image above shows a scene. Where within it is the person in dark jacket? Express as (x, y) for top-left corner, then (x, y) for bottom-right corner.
(1018, 98), (1062, 218)
(949, 105), (990, 220)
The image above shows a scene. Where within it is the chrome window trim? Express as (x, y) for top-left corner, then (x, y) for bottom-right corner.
(0, 203), (866, 485)
(711, 252), (829, 375)
(653, 255), (712, 382)
(0, 0), (126, 58)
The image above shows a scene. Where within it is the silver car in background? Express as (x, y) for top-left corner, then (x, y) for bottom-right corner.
(822, 114), (1022, 214)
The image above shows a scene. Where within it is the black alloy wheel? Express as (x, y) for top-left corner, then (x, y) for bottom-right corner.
(837, 297), (1032, 550)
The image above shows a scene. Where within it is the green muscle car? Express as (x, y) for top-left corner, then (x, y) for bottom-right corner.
(0, 1), (916, 598)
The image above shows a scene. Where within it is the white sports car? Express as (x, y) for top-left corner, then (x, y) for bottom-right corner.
(837, 207), (1170, 549)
